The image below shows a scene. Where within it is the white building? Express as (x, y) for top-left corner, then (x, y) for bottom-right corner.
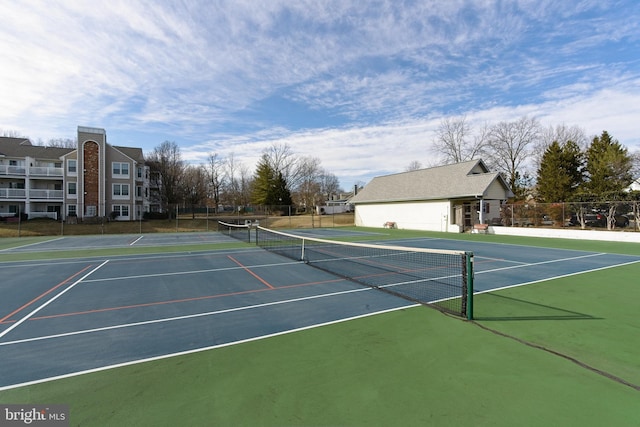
(349, 160), (513, 232)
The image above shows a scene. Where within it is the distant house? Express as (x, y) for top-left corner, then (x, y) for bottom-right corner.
(315, 188), (356, 215)
(349, 160), (513, 232)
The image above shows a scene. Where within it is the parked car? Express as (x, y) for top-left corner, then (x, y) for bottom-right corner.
(568, 213), (629, 228)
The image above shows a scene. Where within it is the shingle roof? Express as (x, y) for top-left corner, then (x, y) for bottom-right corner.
(114, 146), (145, 163)
(350, 159), (513, 203)
(0, 137), (73, 159)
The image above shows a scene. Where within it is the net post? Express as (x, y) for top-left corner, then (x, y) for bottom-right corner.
(466, 253), (474, 320)
(301, 238), (306, 261)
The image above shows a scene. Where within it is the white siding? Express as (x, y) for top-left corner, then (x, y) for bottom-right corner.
(355, 201), (457, 232)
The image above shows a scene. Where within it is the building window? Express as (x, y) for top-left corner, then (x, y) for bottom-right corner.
(112, 162), (130, 177)
(112, 205), (129, 218)
(68, 182), (77, 197)
(137, 167), (143, 179)
(86, 205), (97, 217)
(67, 205), (77, 216)
(68, 159), (77, 174)
(113, 183), (130, 198)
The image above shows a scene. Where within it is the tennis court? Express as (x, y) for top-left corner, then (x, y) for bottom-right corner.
(0, 229), (637, 390)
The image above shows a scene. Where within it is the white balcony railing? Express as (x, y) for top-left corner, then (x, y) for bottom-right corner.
(29, 166), (64, 177)
(0, 165), (27, 175)
(29, 189), (64, 199)
(0, 188), (63, 199)
(0, 188), (27, 198)
(0, 165), (64, 177)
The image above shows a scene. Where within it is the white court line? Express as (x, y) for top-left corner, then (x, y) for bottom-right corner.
(1, 252), (638, 391)
(0, 260), (109, 340)
(0, 237), (65, 252)
(0, 303), (417, 392)
(6, 252), (620, 345)
(81, 260), (303, 283)
(0, 287), (375, 347)
(474, 252), (606, 275)
(0, 246), (261, 266)
(129, 235), (144, 245)
(475, 258), (640, 295)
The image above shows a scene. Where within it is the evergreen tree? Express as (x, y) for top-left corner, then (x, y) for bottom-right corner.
(536, 140), (583, 202)
(251, 155), (293, 207)
(583, 131), (633, 198)
(251, 155), (275, 205)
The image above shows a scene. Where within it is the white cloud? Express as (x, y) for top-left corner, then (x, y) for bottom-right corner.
(2, 0), (639, 186)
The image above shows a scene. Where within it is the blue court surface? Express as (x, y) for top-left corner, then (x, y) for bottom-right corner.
(1, 231), (638, 389)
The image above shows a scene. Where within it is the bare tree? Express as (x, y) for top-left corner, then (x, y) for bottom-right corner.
(223, 153), (253, 208)
(47, 138), (77, 148)
(146, 141), (185, 216)
(433, 116), (484, 164)
(238, 163), (253, 207)
(182, 165), (208, 219)
(205, 153), (225, 211)
(0, 129), (26, 138)
(223, 153), (242, 207)
(319, 170), (341, 201)
(534, 123), (587, 171)
(628, 149), (640, 180)
(295, 156), (322, 210)
(483, 116), (541, 195)
(405, 160), (423, 171)
(262, 143), (300, 189)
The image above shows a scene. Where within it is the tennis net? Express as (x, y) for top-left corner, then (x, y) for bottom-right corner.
(218, 221), (253, 243)
(255, 226), (474, 319)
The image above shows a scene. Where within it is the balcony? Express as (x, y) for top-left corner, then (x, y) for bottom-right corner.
(29, 166), (64, 177)
(0, 165), (64, 177)
(0, 165), (26, 176)
(0, 188), (26, 198)
(29, 189), (64, 199)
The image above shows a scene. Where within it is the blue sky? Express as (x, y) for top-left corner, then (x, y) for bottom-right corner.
(1, 1), (639, 189)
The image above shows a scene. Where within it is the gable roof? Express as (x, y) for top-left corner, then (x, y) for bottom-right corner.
(0, 137), (73, 159)
(350, 159), (513, 204)
(114, 146), (145, 163)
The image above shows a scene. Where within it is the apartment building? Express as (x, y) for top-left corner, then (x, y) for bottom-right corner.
(0, 126), (149, 221)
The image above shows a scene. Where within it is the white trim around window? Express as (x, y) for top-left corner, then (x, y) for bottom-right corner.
(111, 204), (130, 220)
(67, 182), (77, 198)
(112, 183), (130, 199)
(112, 162), (130, 178)
(67, 159), (77, 175)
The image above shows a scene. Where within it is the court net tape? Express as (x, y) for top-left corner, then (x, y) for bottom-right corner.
(218, 221), (252, 243)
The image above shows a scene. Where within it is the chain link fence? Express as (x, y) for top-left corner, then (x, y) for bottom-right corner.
(496, 201), (640, 231)
(0, 204), (355, 237)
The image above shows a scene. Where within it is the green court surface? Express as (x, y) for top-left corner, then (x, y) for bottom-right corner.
(1, 229), (639, 426)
